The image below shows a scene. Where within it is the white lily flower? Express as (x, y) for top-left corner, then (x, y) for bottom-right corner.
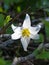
(11, 14), (41, 51)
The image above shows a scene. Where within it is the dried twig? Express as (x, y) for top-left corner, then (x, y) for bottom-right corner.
(0, 34), (11, 38)
(0, 39), (14, 48)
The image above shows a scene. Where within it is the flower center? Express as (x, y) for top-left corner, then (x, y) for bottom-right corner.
(22, 28), (30, 37)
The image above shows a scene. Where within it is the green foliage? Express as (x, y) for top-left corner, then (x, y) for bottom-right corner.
(6, 27), (13, 34)
(0, 14), (4, 27)
(4, 15), (12, 26)
(17, 6), (21, 13)
(44, 21), (49, 36)
(36, 49), (49, 59)
(0, 7), (3, 12)
(0, 0), (49, 65)
(0, 58), (11, 65)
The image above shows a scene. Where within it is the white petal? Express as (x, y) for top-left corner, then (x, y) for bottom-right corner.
(22, 14), (31, 28)
(11, 27), (21, 40)
(14, 27), (21, 32)
(21, 37), (30, 51)
(11, 24), (17, 32)
(30, 34), (39, 39)
(29, 26), (41, 35)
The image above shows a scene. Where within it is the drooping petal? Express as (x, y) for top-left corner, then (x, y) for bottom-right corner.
(11, 24), (17, 32)
(11, 27), (21, 40)
(22, 14), (31, 28)
(21, 37), (30, 51)
(30, 34), (39, 39)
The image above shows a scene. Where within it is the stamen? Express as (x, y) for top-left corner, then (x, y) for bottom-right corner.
(22, 28), (30, 37)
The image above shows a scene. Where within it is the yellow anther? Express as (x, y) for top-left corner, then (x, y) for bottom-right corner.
(22, 28), (30, 37)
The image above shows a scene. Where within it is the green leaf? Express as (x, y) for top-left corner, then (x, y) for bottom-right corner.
(4, 15), (12, 26)
(17, 6), (21, 13)
(0, 7), (3, 12)
(36, 49), (49, 59)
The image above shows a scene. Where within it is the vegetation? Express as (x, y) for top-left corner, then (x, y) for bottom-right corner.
(0, 0), (49, 65)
